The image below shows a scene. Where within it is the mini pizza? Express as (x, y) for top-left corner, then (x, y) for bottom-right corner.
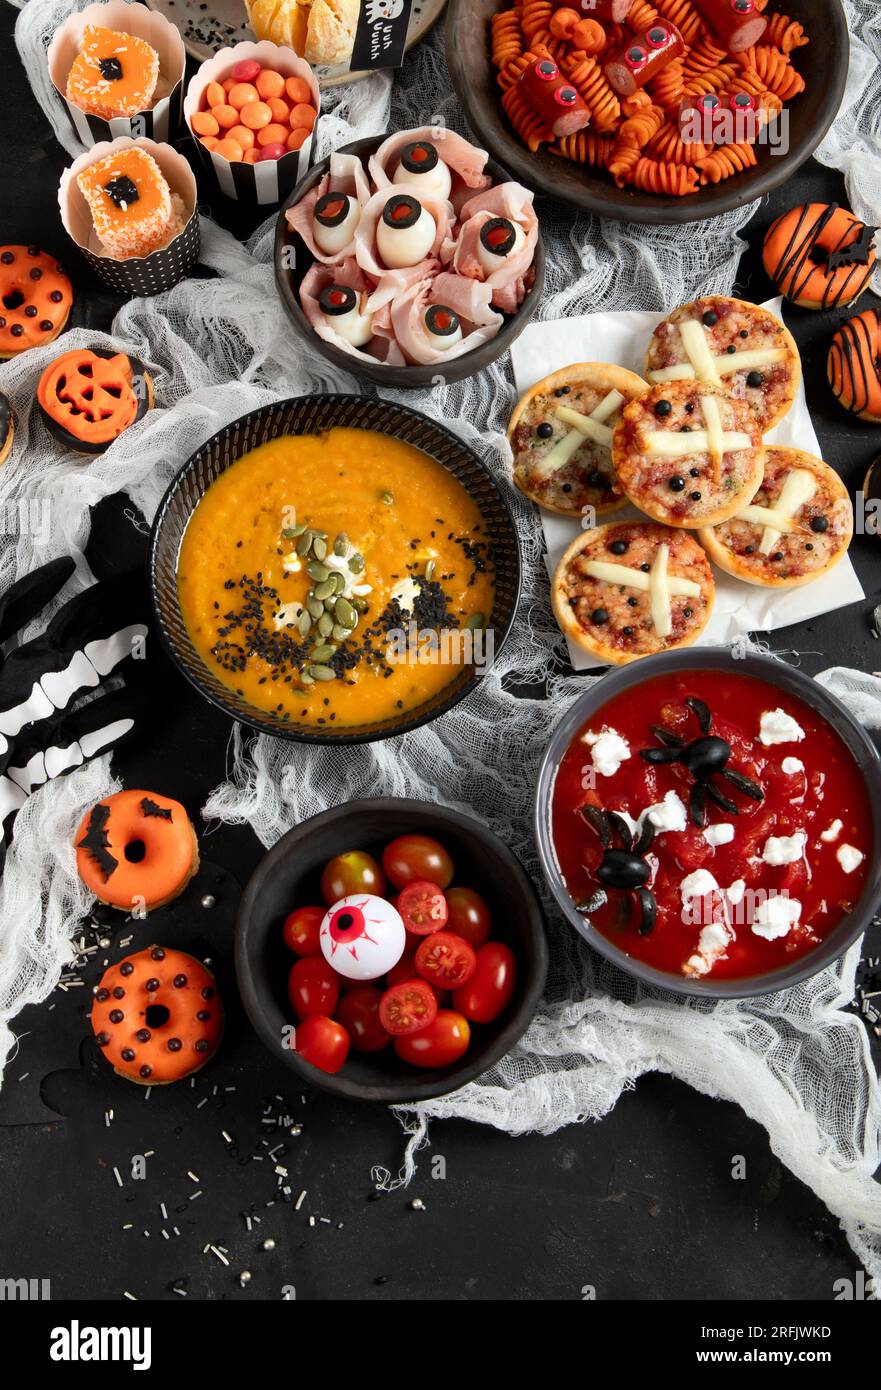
(611, 382), (764, 528)
(552, 521), (715, 665)
(698, 447), (852, 588)
(508, 363), (648, 517)
(644, 296), (800, 433)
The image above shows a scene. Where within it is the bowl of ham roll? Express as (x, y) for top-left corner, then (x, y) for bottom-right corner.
(274, 127), (546, 387)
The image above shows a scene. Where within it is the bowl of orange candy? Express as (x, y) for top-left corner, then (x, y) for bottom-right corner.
(184, 40), (320, 206)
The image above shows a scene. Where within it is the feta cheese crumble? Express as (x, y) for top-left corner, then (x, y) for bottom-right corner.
(761, 831), (807, 866)
(680, 868), (719, 901)
(646, 789), (688, 833)
(751, 894), (801, 940)
(582, 727), (631, 778)
(703, 822), (734, 847)
(837, 843), (864, 874)
(759, 708), (805, 746)
(684, 922), (731, 977)
(781, 757), (804, 775)
(820, 819), (843, 843)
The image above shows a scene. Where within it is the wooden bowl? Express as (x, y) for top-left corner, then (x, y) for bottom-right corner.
(235, 798), (548, 1102)
(274, 134), (546, 388)
(446, 0), (848, 224)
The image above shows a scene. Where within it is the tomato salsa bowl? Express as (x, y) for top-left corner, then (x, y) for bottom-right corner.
(236, 799), (548, 1102)
(535, 649), (881, 999)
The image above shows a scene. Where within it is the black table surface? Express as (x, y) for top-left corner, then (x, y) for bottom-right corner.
(2, 3), (880, 1303)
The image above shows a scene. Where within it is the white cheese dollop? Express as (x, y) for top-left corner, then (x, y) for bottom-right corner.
(751, 894), (801, 940)
(390, 577), (422, 614)
(680, 868), (719, 901)
(583, 727), (631, 778)
(781, 757), (804, 775)
(703, 822), (735, 847)
(646, 789), (688, 833)
(820, 819), (843, 843)
(684, 922), (730, 977)
(759, 708), (805, 746)
(761, 830), (807, 867)
(725, 878), (746, 906)
(837, 843), (864, 874)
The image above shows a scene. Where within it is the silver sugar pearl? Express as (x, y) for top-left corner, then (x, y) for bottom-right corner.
(409, 1198), (426, 1211)
(201, 894), (216, 909)
(262, 1238), (276, 1251)
(239, 1270), (252, 1285)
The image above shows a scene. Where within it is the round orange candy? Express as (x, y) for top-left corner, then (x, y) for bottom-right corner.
(550, 6), (579, 37)
(222, 77), (236, 92)
(240, 100), (273, 130)
(257, 122), (289, 147)
(287, 127), (308, 151)
(205, 81), (226, 108)
(256, 68), (286, 99)
(228, 82), (259, 109)
(267, 96), (291, 123)
(227, 123), (256, 150)
(191, 110), (220, 137)
(212, 103), (239, 129)
(572, 16), (604, 49)
(200, 135), (218, 151)
(285, 75), (312, 105)
(244, 148), (260, 164)
(214, 138), (244, 162)
(289, 103), (316, 132)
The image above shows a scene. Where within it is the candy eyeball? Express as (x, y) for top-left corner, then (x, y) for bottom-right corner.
(312, 191), (361, 255)
(375, 193), (437, 269)
(319, 893), (406, 981)
(393, 140), (452, 201)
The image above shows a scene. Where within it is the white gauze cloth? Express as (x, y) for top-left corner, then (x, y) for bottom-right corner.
(3, 0), (881, 1280)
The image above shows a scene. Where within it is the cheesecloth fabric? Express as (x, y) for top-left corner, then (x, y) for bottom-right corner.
(5, 0), (881, 1282)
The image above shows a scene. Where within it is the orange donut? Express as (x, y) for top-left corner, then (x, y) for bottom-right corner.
(827, 309), (881, 424)
(75, 790), (199, 912)
(91, 947), (223, 1085)
(763, 204), (878, 311)
(0, 246), (72, 359)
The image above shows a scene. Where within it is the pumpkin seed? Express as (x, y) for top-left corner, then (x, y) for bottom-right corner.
(297, 609), (312, 637)
(300, 670), (314, 687)
(349, 553), (365, 574)
(312, 536), (327, 561)
(283, 521), (307, 538)
(333, 532), (349, 557)
(335, 597), (357, 629)
(381, 490), (394, 505)
(306, 560), (329, 582)
(425, 559), (436, 582)
(314, 578), (335, 601)
(309, 643), (337, 663)
(331, 623), (349, 642)
(308, 664), (336, 682)
(306, 594), (324, 621)
(330, 571), (346, 595)
(351, 595), (369, 614)
(317, 612), (334, 638)
(464, 612), (485, 631)
(295, 531), (313, 556)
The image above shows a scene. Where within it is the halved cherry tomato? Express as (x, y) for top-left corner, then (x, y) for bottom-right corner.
(295, 1015), (349, 1074)
(398, 880), (448, 935)
(282, 905), (324, 956)
(415, 930), (476, 989)
(320, 850), (386, 905)
(444, 886), (492, 949)
(452, 942), (516, 1023)
(383, 835), (454, 890)
(379, 980), (438, 1036)
(393, 1010), (471, 1067)
(335, 987), (390, 1052)
(287, 956), (339, 1020)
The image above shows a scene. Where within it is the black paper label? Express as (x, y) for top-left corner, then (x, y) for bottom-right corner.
(349, 0), (413, 69)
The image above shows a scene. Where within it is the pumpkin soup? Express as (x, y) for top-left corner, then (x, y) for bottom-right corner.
(176, 427), (497, 729)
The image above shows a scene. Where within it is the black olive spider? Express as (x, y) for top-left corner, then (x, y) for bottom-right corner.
(639, 696), (764, 828)
(578, 805), (657, 936)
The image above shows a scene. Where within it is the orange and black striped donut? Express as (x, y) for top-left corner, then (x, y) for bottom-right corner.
(75, 790), (199, 913)
(0, 246), (73, 358)
(91, 947), (223, 1085)
(827, 309), (881, 424)
(763, 204), (878, 311)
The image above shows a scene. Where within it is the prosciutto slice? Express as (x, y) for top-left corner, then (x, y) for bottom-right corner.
(284, 153), (372, 265)
(368, 127), (492, 199)
(299, 257), (379, 364)
(452, 183), (539, 313)
(390, 275), (504, 366)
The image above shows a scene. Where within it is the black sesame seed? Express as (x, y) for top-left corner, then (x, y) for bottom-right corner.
(685, 401), (695, 413)
(740, 329), (748, 339)
(805, 542), (814, 551)
(202, 986), (214, 999)
(727, 344), (736, 354)
(0, 252), (13, 264)
(25, 305), (37, 318)
(744, 545), (754, 554)
(50, 289), (63, 302)
(588, 470), (605, 488)
(10, 325), (22, 337)
(196, 1010), (211, 1022)
(562, 482), (572, 493)
(680, 425), (691, 433)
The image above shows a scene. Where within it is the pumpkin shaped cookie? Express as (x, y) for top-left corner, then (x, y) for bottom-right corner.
(37, 347), (153, 454)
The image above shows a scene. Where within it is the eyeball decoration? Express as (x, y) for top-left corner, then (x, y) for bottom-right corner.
(318, 284), (374, 347)
(477, 216), (527, 273)
(393, 141), (452, 202)
(312, 192), (362, 257)
(375, 193), (437, 270)
(319, 893), (406, 981)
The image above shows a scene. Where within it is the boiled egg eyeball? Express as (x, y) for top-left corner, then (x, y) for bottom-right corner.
(318, 284), (374, 347)
(319, 893), (405, 981)
(312, 191), (361, 255)
(424, 304), (463, 351)
(477, 215), (526, 274)
(376, 193), (437, 269)
(392, 140), (452, 201)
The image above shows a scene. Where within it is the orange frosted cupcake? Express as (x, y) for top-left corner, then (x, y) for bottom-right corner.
(66, 25), (160, 120)
(76, 146), (181, 259)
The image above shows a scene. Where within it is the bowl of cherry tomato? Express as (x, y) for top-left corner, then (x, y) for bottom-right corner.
(235, 798), (548, 1101)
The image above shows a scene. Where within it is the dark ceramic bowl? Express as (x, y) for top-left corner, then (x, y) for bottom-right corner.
(235, 798), (549, 1101)
(149, 394), (521, 744)
(447, 0), (848, 224)
(274, 134), (546, 388)
(535, 648), (881, 999)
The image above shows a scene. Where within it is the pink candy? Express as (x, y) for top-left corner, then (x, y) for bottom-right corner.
(230, 59), (261, 83)
(258, 142), (287, 161)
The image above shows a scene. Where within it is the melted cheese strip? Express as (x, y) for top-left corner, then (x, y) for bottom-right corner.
(679, 319), (722, 386)
(701, 395), (725, 470)
(583, 559), (701, 598)
(648, 345), (788, 384)
(756, 469), (817, 554)
(643, 428), (752, 457)
(531, 390), (625, 482)
(649, 543), (672, 637)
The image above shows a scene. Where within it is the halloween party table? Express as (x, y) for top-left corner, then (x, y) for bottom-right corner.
(2, 0), (881, 1307)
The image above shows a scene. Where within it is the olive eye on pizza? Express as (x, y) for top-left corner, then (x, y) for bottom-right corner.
(644, 296), (800, 433)
(552, 522), (715, 665)
(611, 381), (764, 529)
(698, 447), (853, 589)
(507, 363), (649, 517)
